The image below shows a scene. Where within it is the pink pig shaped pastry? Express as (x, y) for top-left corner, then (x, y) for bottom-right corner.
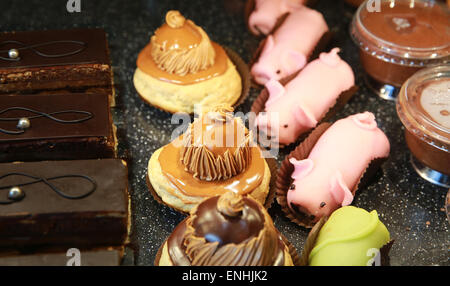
(255, 48), (355, 145)
(251, 5), (328, 85)
(248, 0), (305, 36)
(287, 112), (390, 223)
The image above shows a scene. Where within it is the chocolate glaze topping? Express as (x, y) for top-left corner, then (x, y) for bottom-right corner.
(0, 93), (110, 142)
(0, 29), (109, 69)
(166, 194), (288, 266)
(193, 196), (264, 246)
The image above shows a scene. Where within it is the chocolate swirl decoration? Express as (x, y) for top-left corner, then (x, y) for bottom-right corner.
(217, 191), (244, 217)
(0, 172), (97, 205)
(0, 40), (86, 61)
(0, 107), (93, 135)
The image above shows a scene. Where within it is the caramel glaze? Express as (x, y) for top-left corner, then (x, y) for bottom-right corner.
(166, 196), (286, 266)
(136, 42), (228, 85)
(158, 135), (265, 199)
(154, 22), (202, 49)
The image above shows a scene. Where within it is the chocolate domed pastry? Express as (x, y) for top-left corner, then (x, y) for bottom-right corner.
(147, 106), (273, 213)
(155, 192), (296, 266)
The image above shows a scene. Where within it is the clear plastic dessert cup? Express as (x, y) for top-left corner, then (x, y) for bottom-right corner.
(351, 0), (450, 100)
(396, 65), (450, 188)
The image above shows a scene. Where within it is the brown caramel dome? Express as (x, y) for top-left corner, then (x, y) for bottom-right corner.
(149, 10), (216, 76)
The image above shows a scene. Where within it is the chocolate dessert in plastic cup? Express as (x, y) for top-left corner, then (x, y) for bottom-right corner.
(396, 65), (450, 188)
(351, 0), (450, 100)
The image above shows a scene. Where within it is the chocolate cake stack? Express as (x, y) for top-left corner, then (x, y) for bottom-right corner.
(0, 29), (130, 266)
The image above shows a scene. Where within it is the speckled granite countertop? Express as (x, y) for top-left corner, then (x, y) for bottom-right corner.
(0, 0), (448, 266)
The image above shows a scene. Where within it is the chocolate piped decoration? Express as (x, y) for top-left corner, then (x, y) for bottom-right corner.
(0, 172), (97, 205)
(217, 191), (244, 217)
(0, 107), (93, 135)
(0, 40), (86, 61)
(180, 106), (252, 181)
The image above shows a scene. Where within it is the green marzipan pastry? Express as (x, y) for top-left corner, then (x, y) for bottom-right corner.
(309, 206), (390, 266)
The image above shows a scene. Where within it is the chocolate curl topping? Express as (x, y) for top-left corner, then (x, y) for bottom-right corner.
(217, 191), (244, 217)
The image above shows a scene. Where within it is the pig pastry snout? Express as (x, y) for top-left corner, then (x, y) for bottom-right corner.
(289, 202), (320, 223)
(255, 113), (278, 142)
(249, 14), (273, 36)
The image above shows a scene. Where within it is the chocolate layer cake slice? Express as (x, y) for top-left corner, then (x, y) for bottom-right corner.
(0, 28), (115, 105)
(0, 92), (116, 162)
(0, 159), (130, 248)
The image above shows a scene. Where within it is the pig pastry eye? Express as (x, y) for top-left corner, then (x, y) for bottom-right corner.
(320, 202), (326, 208)
(289, 183), (295, 190)
(276, 70), (281, 74)
(284, 124), (288, 128)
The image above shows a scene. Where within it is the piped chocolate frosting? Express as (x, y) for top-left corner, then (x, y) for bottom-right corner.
(180, 106), (252, 181)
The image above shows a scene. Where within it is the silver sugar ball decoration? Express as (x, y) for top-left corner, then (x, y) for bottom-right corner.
(8, 187), (25, 201)
(17, 117), (31, 130)
(8, 48), (19, 59)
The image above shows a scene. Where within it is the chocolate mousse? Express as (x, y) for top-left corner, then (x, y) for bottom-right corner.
(396, 65), (450, 187)
(351, 0), (450, 99)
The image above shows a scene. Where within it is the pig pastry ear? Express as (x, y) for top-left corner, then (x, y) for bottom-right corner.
(330, 171), (354, 206)
(292, 105), (318, 128)
(289, 158), (314, 181)
(286, 50), (307, 72)
(261, 35), (275, 57)
(265, 79), (285, 106)
(352, 112), (377, 130)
